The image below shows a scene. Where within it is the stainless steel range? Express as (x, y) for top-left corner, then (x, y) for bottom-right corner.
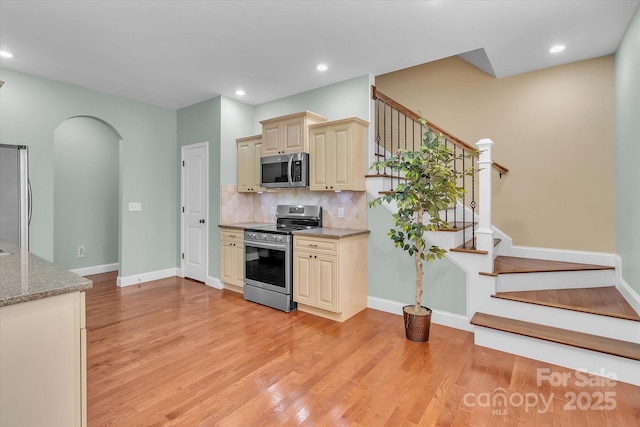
(243, 205), (322, 312)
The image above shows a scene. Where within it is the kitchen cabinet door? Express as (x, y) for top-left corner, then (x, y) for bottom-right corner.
(237, 135), (264, 192)
(293, 250), (338, 312)
(309, 118), (368, 191)
(293, 252), (313, 305)
(262, 123), (281, 155)
(314, 254), (338, 312)
(220, 228), (244, 290)
(260, 111), (327, 156)
(309, 128), (330, 190)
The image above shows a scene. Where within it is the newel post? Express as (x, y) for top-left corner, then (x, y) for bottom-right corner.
(476, 138), (495, 265)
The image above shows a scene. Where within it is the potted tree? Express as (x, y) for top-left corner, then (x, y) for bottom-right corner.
(369, 119), (475, 342)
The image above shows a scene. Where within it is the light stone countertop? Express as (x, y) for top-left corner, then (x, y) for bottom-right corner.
(218, 223), (369, 239)
(218, 222), (273, 230)
(292, 228), (370, 239)
(0, 241), (93, 307)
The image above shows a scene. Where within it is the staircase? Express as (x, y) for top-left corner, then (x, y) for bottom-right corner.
(367, 87), (640, 386)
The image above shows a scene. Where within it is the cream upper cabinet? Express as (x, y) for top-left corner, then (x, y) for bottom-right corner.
(220, 228), (244, 291)
(236, 135), (264, 193)
(293, 233), (368, 322)
(260, 111), (327, 156)
(309, 118), (368, 191)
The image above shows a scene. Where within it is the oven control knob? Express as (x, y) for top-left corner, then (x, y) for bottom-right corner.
(260, 234), (267, 240)
(275, 235), (283, 242)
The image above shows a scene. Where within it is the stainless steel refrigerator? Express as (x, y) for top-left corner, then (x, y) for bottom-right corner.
(0, 144), (30, 249)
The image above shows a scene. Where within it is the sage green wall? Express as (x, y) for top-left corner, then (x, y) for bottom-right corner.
(220, 97), (255, 185)
(615, 7), (640, 291)
(253, 75), (372, 129)
(0, 68), (178, 277)
(176, 97), (222, 277)
(54, 117), (119, 269)
(367, 196), (467, 314)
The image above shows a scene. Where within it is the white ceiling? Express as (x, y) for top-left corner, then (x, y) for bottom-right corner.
(1, 0), (638, 109)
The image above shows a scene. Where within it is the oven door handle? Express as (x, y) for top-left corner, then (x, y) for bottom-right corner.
(244, 240), (288, 251)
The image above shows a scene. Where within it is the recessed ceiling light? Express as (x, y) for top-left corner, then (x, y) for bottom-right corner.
(549, 45), (565, 54)
(316, 64), (328, 71)
(0, 50), (14, 58)
(235, 89), (245, 96)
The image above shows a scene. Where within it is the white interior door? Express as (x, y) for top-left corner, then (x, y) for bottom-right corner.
(181, 142), (208, 282)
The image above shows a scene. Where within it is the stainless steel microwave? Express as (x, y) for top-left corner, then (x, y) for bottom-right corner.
(260, 152), (309, 188)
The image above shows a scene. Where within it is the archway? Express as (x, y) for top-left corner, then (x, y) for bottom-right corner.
(53, 116), (121, 272)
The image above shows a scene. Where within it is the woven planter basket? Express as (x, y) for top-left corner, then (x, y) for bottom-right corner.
(403, 305), (432, 342)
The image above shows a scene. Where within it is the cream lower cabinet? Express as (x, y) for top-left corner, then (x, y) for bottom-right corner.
(220, 228), (244, 291)
(294, 251), (338, 312)
(236, 135), (265, 192)
(293, 233), (368, 322)
(0, 291), (87, 427)
(309, 117), (368, 191)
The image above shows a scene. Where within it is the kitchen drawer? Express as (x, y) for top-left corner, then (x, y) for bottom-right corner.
(294, 237), (337, 254)
(221, 229), (243, 241)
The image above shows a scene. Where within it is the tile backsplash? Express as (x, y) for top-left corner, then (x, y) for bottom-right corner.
(221, 185), (367, 229)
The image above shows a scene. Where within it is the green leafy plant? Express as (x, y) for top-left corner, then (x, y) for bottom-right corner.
(369, 119), (476, 316)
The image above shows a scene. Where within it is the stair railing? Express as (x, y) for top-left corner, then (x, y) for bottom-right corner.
(371, 85), (508, 252)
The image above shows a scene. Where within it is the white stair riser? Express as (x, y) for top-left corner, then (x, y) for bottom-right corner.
(484, 298), (640, 343)
(474, 327), (640, 387)
(495, 269), (616, 292)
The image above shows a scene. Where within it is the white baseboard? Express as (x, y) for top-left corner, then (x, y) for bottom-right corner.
(117, 268), (179, 287)
(70, 263), (119, 277)
(509, 246), (617, 266)
(367, 296), (473, 332)
(618, 275), (640, 315)
(207, 276), (224, 289)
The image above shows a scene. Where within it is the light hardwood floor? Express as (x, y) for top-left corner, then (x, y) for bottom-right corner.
(85, 272), (640, 426)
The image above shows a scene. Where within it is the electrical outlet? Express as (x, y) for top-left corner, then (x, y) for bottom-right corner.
(270, 206), (276, 215)
(338, 207), (344, 218)
(77, 245), (85, 258)
(128, 202), (142, 212)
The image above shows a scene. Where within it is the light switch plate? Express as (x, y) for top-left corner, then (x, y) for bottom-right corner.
(338, 207), (344, 218)
(128, 202), (142, 212)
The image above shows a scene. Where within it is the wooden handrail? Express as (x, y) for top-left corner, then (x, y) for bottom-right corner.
(371, 85), (509, 176)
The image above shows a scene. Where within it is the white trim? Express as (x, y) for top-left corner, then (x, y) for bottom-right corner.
(70, 263), (119, 277)
(367, 296), (473, 332)
(117, 268), (179, 287)
(206, 276), (224, 289)
(616, 255), (640, 314)
(509, 245), (617, 267)
(474, 327), (640, 387)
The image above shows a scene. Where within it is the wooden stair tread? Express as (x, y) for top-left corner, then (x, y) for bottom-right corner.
(437, 221), (475, 232)
(471, 312), (640, 361)
(480, 255), (615, 276)
(493, 286), (640, 322)
(450, 238), (501, 255)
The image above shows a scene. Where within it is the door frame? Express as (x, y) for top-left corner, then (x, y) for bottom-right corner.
(180, 141), (209, 282)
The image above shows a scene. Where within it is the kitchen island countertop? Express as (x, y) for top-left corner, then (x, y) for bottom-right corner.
(0, 241), (92, 307)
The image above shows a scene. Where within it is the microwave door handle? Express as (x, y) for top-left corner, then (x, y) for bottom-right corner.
(287, 156), (293, 186)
